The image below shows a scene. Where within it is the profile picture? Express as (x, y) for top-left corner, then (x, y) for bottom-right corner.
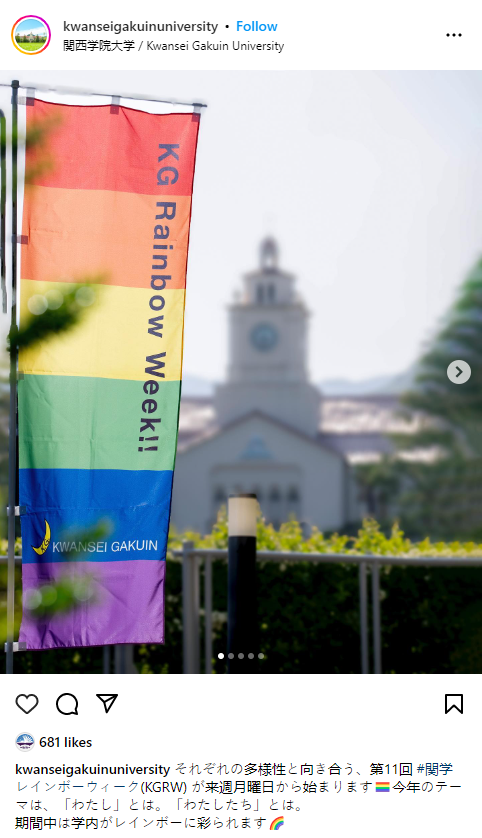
(12, 16), (51, 54)
(16, 733), (35, 751)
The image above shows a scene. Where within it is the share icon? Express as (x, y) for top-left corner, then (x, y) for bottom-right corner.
(96, 694), (118, 714)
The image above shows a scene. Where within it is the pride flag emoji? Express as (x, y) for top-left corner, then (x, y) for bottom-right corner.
(376, 782), (390, 792)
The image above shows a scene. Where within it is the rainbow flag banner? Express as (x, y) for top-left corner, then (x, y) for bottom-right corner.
(376, 782), (390, 792)
(17, 91), (201, 650)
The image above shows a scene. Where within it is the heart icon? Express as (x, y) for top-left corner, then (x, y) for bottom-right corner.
(16, 694), (39, 714)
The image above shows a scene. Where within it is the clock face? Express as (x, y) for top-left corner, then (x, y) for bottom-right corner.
(250, 323), (279, 352)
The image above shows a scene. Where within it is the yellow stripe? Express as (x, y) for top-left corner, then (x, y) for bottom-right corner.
(19, 280), (185, 382)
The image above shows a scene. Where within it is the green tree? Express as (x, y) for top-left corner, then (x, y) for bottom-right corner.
(401, 259), (482, 455)
(391, 258), (482, 539)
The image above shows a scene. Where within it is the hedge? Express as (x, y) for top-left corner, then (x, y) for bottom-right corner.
(3, 517), (482, 674)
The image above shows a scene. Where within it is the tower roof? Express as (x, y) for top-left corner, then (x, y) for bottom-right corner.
(245, 236), (291, 282)
(260, 236), (279, 271)
(236, 236), (302, 309)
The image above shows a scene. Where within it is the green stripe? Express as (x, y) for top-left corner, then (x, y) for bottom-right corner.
(19, 375), (181, 472)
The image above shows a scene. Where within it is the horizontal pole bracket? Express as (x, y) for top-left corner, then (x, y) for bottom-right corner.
(4, 641), (27, 653)
(19, 88), (35, 106)
(110, 95), (120, 114)
(6, 505), (26, 516)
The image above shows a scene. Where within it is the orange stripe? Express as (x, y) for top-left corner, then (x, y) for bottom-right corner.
(21, 186), (190, 290)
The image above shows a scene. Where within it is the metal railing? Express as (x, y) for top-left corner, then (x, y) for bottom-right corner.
(5, 549), (482, 674)
(175, 543), (482, 675)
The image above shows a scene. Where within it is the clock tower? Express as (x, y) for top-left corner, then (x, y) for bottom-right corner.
(214, 238), (321, 437)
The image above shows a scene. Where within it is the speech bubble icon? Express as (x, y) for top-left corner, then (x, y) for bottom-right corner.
(56, 693), (79, 716)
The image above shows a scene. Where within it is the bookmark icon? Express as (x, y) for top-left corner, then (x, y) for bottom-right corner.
(445, 694), (463, 714)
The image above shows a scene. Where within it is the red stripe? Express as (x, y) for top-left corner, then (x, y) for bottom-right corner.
(26, 100), (199, 196)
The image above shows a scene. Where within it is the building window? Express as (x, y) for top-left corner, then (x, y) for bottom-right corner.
(267, 284), (275, 303)
(256, 285), (265, 304)
(287, 486), (300, 503)
(269, 487), (281, 503)
(213, 486), (226, 504)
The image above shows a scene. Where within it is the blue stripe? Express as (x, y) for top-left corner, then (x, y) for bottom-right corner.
(19, 469), (173, 564)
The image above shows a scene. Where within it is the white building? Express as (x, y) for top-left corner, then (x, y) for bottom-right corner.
(171, 239), (360, 533)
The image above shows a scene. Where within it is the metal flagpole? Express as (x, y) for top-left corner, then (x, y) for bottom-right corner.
(0, 82), (206, 111)
(0, 107), (6, 314)
(6, 80), (19, 674)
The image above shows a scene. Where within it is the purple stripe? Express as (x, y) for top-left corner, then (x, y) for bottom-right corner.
(19, 560), (165, 650)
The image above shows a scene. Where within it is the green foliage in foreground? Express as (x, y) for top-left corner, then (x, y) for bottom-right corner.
(8, 282), (102, 353)
(3, 516), (482, 675)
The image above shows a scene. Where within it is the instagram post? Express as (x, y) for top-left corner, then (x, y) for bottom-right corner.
(0, 2), (480, 834)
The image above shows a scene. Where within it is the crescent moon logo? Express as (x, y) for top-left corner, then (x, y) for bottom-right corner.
(32, 519), (51, 556)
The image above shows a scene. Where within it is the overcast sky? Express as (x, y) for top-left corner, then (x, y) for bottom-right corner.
(1, 70), (482, 383)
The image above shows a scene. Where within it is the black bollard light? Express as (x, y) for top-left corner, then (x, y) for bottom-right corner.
(227, 493), (258, 674)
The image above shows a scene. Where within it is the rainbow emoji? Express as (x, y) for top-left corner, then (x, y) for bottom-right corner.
(376, 782), (390, 792)
(270, 817), (284, 830)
